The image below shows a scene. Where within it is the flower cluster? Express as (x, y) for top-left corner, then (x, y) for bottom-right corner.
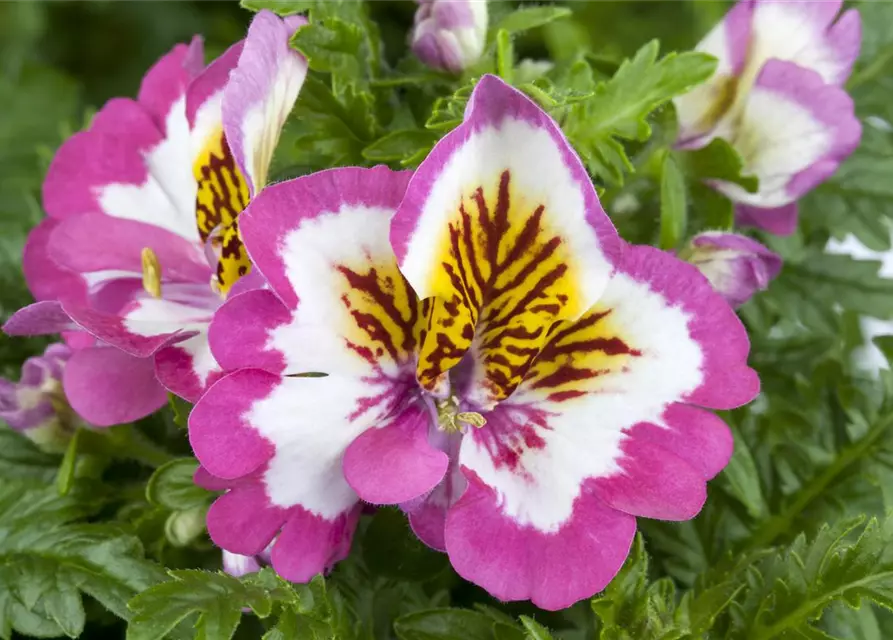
(0, 0), (865, 612)
(5, 10), (307, 425)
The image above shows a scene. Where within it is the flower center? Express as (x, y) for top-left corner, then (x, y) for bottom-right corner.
(435, 395), (486, 434)
(141, 247), (162, 298)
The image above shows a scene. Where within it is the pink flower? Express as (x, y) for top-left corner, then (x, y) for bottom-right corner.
(4, 11), (308, 424)
(0, 343), (83, 452)
(683, 232), (781, 307)
(674, 0), (862, 235)
(190, 75), (759, 609)
(411, 0), (488, 73)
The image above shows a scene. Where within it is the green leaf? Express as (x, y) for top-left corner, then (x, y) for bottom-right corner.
(0, 479), (167, 638)
(659, 152), (687, 250)
(720, 425), (769, 520)
(731, 515), (893, 639)
(0, 429), (59, 483)
(805, 129), (893, 251)
(677, 137), (758, 193)
(494, 6), (572, 35)
(395, 609), (502, 640)
(361, 129), (439, 164)
(240, 0), (316, 15)
(362, 508), (450, 582)
(519, 616), (554, 640)
(823, 603), (884, 640)
(426, 82), (475, 133)
(592, 534), (738, 639)
(873, 336), (893, 367)
(285, 74), (380, 167)
(145, 458), (209, 511)
(290, 0), (381, 91)
(768, 250), (893, 333)
(688, 181), (735, 231)
(55, 428), (80, 497)
(292, 15), (362, 78)
(592, 535), (677, 639)
(127, 570), (273, 640)
(562, 41), (717, 185)
(848, 1), (893, 92)
(166, 393), (191, 430)
(263, 609), (299, 640)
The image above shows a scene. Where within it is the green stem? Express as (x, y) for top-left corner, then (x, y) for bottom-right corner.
(739, 415), (893, 554)
(79, 426), (175, 469)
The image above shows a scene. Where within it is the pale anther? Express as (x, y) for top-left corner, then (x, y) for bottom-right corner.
(456, 412), (487, 428)
(140, 247), (162, 299)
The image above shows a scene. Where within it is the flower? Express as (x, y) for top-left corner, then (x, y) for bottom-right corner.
(0, 343), (83, 452)
(190, 75), (759, 609)
(673, 0), (862, 235)
(411, 0), (488, 73)
(3, 10), (307, 422)
(682, 232), (781, 307)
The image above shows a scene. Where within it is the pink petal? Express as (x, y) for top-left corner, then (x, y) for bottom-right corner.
(63, 346), (167, 427)
(209, 288), (291, 375)
(206, 482), (288, 556)
(270, 505), (361, 582)
(593, 439), (707, 521)
(22, 219), (88, 305)
(138, 36), (204, 132)
(445, 471), (636, 611)
(3, 301), (78, 337)
(343, 403), (448, 505)
(188, 368), (278, 480)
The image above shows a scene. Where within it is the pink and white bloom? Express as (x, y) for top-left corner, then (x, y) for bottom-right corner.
(0, 343), (84, 453)
(189, 75), (759, 609)
(3, 11), (308, 421)
(674, 0), (862, 235)
(683, 232), (781, 307)
(411, 0), (488, 74)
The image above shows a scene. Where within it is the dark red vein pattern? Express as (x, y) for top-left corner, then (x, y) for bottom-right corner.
(416, 170), (588, 404)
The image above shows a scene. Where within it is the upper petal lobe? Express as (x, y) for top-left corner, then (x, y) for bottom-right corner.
(391, 74), (621, 405)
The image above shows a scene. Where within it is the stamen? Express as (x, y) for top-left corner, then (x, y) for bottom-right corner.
(456, 412), (487, 428)
(141, 247), (162, 298)
(435, 396), (486, 433)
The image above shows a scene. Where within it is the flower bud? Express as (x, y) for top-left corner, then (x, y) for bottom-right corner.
(682, 232), (782, 307)
(165, 507), (208, 547)
(0, 343), (80, 453)
(411, 0), (488, 74)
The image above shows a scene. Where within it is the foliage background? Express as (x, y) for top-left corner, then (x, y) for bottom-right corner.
(2, 1), (893, 639)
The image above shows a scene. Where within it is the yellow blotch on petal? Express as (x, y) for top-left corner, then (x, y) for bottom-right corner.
(193, 129), (250, 242)
(193, 129), (252, 295)
(520, 306), (641, 404)
(416, 169), (587, 405)
(334, 257), (429, 371)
